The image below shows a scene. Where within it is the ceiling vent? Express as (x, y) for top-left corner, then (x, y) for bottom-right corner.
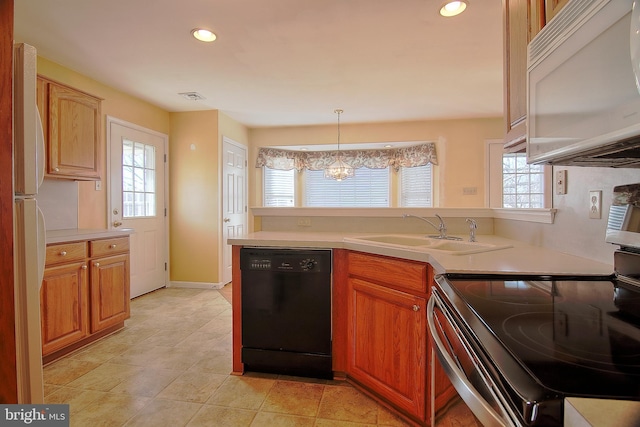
(178, 92), (206, 101)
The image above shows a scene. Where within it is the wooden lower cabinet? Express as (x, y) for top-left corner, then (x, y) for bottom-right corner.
(41, 261), (89, 356)
(348, 277), (427, 421)
(90, 254), (130, 333)
(41, 236), (130, 362)
(345, 251), (456, 426)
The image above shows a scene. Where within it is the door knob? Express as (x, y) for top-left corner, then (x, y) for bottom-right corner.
(223, 218), (230, 223)
(113, 221), (123, 227)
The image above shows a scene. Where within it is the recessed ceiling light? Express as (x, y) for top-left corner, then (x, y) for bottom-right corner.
(439, 1), (467, 17)
(191, 28), (217, 42)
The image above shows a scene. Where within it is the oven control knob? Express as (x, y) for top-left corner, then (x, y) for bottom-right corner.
(300, 259), (317, 271)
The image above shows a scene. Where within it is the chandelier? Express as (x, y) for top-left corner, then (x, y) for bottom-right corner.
(324, 109), (355, 181)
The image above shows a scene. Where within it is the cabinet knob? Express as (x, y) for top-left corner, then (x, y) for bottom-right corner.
(54, 167), (60, 172)
(109, 244), (117, 249)
(82, 265), (87, 270)
(412, 305), (420, 312)
(60, 251), (67, 256)
(94, 262), (100, 267)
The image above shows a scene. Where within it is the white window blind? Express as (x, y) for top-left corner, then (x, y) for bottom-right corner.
(304, 168), (389, 207)
(400, 164), (432, 207)
(263, 168), (295, 206)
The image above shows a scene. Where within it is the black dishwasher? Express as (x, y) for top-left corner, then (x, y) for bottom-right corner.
(240, 247), (332, 379)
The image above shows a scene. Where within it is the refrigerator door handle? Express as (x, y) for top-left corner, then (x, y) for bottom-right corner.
(35, 106), (45, 190)
(36, 206), (46, 288)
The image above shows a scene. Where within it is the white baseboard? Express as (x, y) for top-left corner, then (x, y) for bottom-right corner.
(169, 281), (226, 290)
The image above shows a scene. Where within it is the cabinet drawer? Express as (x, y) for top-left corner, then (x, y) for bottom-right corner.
(348, 251), (428, 293)
(45, 242), (87, 266)
(90, 237), (129, 257)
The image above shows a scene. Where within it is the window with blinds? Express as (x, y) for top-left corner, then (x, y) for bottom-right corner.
(304, 168), (389, 207)
(400, 164), (433, 207)
(263, 168), (295, 206)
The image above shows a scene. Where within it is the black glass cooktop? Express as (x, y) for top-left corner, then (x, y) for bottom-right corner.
(442, 274), (640, 400)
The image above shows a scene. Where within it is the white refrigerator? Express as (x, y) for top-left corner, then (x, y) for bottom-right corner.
(13, 42), (46, 403)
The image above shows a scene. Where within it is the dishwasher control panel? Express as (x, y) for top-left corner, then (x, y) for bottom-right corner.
(240, 248), (331, 273)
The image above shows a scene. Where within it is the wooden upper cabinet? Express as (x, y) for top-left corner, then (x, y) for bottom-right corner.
(503, 0), (545, 152)
(37, 76), (102, 180)
(545, 0), (569, 23)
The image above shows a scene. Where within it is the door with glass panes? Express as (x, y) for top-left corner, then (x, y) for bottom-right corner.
(109, 118), (167, 298)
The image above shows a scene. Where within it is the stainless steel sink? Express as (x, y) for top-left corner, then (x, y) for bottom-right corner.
(344, 234), (511, 255)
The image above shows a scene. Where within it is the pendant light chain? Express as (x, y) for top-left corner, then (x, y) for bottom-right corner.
(324, 108), (355, 181)
(335, 108), (343, 151)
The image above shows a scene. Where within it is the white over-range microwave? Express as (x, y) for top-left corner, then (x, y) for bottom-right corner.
(527, 0), (640, 167)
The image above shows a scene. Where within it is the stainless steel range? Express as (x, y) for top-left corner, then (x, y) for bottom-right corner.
(428, 183), (640, 426)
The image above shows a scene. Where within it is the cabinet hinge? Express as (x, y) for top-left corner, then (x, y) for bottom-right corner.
(164, 154), (167, 163)
(164, 262), (167, 271)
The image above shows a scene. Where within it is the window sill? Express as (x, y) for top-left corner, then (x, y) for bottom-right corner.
(490, 208), (557, 224)
(251, 207), (557, 223)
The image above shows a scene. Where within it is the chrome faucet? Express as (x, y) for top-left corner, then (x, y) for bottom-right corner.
(402, 214), (461, 240)
(466, 218), (477, 242)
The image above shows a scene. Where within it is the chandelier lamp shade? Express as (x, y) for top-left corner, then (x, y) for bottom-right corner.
(324, 109), (355, 181)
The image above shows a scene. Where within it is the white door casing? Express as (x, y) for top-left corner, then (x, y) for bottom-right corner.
(108, 117), (168, 298)
(221, 137), (247, 285)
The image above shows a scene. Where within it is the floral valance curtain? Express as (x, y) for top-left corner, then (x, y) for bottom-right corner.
(255, 143), (437, 172)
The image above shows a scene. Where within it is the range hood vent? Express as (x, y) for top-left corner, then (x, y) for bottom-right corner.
(543, 136), (640, 168)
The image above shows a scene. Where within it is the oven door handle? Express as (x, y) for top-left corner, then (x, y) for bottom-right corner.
(427, 293), (515, 427)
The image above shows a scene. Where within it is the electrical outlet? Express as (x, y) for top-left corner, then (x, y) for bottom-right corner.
(297, 218), (312, 227)
(589, 190), (602, 219)
(555, 170), (567, 195)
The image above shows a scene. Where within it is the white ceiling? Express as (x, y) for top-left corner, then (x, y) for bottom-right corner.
(13, 0), (503, 128)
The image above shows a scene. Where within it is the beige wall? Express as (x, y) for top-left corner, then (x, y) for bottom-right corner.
(249, 117), (503, 212)
(169, 111), (220, 284)
(37, 57), (171, 229)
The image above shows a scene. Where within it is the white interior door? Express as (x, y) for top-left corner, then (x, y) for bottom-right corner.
(108, 117), (168, 298)
(221, 137), (247, 285)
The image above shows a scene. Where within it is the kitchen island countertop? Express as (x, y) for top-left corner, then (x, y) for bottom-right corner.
(228, 231), (614, 276)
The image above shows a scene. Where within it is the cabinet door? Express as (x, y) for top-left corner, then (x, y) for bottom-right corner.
(503, 0), (545, 152)
(545, 0), (569, 22)
(47, 82), (101, 180)
(90, 254), (130, 332)
(348, 277), (427, 421)
(40, 261), (89, 356)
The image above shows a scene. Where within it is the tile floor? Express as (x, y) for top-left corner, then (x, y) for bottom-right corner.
(43, 286), (478, 427)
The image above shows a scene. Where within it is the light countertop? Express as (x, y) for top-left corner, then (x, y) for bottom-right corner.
(230, 231), (631, 424)
(228, 231), (614, 276)
(46, 228), (134, 244)
(565, 398), (640, 427)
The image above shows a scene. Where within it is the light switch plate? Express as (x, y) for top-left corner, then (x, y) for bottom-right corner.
(589, 190), (602, 219)
(555, 170), (567, 195)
